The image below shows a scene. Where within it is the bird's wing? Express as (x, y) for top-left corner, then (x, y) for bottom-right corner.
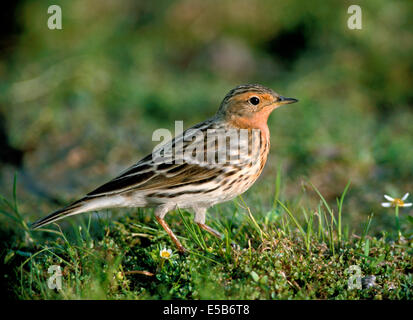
(85, 118), (238, 198)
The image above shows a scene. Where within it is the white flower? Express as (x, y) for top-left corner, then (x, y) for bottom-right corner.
(160, 248), (173, 259)
(381, 193), (412, 208)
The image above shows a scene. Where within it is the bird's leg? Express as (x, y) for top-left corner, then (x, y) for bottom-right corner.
(193, 207), (223, 239)
(197, 222), (223, 239)
(197, 223), (241, 250)
(155, 216), (187, 253)
(193, 207), (242, 249)
(154, 205), (187, 254)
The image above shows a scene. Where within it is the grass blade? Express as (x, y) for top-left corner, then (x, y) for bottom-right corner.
(277, 200), (305, 239)
(337, 181), (351, 244)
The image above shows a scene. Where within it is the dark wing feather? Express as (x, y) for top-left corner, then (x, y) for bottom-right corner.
(86, 118), (225, 197)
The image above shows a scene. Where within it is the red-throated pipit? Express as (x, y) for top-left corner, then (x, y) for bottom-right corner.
(31, 84), (298, 253)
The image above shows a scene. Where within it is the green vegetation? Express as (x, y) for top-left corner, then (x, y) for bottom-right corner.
(1, 177), (412, 299)
(0, 0), (412, 299)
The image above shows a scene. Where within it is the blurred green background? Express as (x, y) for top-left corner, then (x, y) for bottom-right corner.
(0, 0), (412, 234)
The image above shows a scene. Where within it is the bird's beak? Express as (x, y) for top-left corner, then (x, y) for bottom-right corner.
(277, 96), (298, 105)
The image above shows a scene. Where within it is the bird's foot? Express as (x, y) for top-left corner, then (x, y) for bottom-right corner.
(177, 246), (189, 256)
(156, 216), (188, 255)
(196, 222), (223, 239)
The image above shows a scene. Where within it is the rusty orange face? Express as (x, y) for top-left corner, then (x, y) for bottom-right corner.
(218, 85), (298, 130)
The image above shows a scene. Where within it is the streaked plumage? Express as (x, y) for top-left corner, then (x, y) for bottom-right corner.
(31, 84), (298, 252)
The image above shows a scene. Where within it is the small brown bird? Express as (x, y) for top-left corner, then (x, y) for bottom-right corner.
(31, 84), (297, 252)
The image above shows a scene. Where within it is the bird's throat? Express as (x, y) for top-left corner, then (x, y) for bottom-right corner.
(228, 112), (271, 141)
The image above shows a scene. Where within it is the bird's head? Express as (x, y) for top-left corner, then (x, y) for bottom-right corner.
(217, 84), (298, 129)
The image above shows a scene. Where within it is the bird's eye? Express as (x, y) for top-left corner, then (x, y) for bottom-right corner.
(249, 96), (260, 105)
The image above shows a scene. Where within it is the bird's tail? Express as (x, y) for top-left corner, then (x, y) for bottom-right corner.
(30, 198), (89, 230)
(30, 194), (127, 230)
